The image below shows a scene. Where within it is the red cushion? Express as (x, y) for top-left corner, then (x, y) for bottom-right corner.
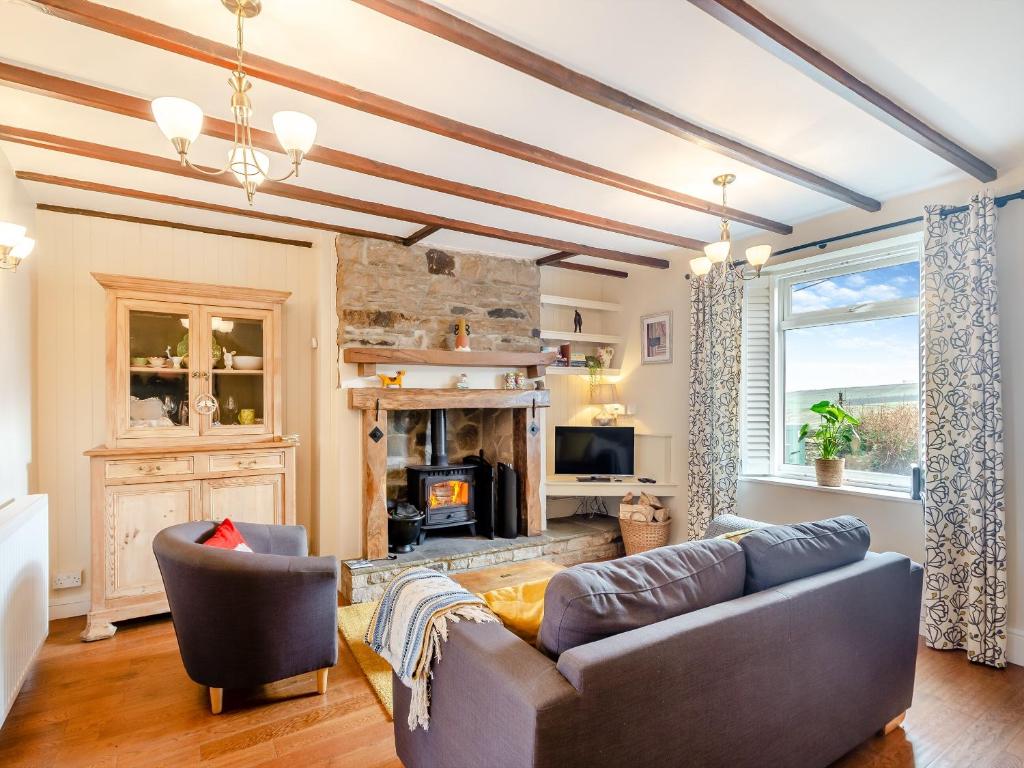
(203, 519), (253, 553)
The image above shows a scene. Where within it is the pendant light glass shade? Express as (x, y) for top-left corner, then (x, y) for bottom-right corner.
(745, 244), (772, 268)
(689, 256), (712, 276)
(228, 147), (269, 187)
(0, 222), (27, 248)
(11, 237), (35, 260)
(703, 239), (731, 264)
(152, 97), (204, 143)
(272, 111), (318, 154)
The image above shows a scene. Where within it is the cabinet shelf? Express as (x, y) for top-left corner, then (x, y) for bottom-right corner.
(212, 369), (264, 375)
(541, 294), (622, 312)
(129, 366), (188, 375)
(540, 330), (623, 345)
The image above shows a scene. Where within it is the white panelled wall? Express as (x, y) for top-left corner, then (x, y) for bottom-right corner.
(32, 210), (334, 618)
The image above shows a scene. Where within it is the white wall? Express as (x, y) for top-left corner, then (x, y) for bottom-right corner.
(733, 164), (1024, 663)
(31, 210), (333, 617)
(0, 149), (34, 503)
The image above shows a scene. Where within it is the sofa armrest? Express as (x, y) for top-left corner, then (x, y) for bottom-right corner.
(394, 620), (577, 768)
(165, 551), (339, 689)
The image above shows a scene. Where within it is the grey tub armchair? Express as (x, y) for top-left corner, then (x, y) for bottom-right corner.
(153, 521), (339, 714)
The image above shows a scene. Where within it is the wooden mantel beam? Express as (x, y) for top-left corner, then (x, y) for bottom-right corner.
(28, 0), (792, 234)
(686, 0), (997, 182)
(352, 0), (881, 213)
(545, 260), (628, 279)
(0, 124), (668, 268)
(0, 62), (707, 251)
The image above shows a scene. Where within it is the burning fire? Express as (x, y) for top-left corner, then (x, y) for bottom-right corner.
(428, 480), (469, 509)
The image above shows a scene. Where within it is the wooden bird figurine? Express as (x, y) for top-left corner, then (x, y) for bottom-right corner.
(377, 370), (406, 388)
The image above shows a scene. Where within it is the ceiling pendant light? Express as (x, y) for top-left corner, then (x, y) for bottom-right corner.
(688, 173), (772, 280)
(152, 0), (317, 205)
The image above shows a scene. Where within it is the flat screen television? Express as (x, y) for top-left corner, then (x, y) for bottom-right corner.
(554, 426), (635, 477)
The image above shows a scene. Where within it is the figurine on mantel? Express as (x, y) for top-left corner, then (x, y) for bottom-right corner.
(574, 309), (583, 333)
(455, 373), (470, 389)
(377, 370), (406, 388)
(452, 318), (472, 351)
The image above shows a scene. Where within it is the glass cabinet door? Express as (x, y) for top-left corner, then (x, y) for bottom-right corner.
(121, 300), (199, 440)
(199, 307), (273, 437)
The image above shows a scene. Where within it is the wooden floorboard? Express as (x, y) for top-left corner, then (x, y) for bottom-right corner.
(1, 615), (1022, 767)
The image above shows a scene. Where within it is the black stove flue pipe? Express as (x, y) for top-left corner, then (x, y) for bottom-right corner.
(429, 409), (449, 466)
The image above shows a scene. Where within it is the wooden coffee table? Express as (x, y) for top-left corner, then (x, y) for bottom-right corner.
(451, 559), (565, 594)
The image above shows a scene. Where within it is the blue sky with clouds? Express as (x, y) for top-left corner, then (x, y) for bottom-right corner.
(786, 261), (920, 392)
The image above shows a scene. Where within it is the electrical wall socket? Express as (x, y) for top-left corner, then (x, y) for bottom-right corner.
(53, 571), (82, 590)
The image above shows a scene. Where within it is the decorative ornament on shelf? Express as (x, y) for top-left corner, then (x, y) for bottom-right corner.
(0, 221), (34, 272)
(573, 309), (583, 333)
(503, 371), (517, 390)
(223, 350), (237, 370)
(454, 373), (470, 390)
(452, 317), (472, 351)
(377, 370), (406, 388)
(688, 174), (772, 281)
(151, 0), (318, 205)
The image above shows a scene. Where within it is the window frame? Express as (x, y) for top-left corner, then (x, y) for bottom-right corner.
(767, 235), (923, 492)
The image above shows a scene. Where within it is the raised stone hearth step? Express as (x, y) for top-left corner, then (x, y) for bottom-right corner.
(341, 515), (624, 604)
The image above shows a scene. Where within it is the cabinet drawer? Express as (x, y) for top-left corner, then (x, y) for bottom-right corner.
(106, 456), (194, 480)
(208, 451), (285, 473)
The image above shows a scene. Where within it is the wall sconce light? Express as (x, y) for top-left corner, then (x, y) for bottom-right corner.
(0, 221), (34, 271)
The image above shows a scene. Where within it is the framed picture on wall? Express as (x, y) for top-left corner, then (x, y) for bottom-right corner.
(641, 311), (672, 364)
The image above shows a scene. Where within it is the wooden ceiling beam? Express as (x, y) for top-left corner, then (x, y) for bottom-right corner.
(15, 171), (404, 242)
(28, 0), (791, 234)
(0, 125), (669, 268)
(353, 0), (881, 212)
(543, 260), (628, 279)
(35, 203), (313, 247)
(535, 251), (574, 265)
(401, 224), (441, 247)
(686, 0), (997, 182)
(0, 62), (707, 251)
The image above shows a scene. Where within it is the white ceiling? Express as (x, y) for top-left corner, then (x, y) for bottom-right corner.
(1, 0), (1021, 262)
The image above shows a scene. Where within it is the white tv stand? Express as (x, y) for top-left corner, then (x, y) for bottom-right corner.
(545, 477), (679, 497)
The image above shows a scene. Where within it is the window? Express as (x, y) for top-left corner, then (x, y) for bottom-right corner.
(742, 235), (923, 491)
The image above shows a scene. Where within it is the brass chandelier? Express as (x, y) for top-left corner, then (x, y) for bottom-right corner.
(0, 221), (34, 271)
(689, 174), (772, 280)
(151, 0), (317, 204)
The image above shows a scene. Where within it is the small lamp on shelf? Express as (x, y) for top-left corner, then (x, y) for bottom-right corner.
(591, 382), (621, 426)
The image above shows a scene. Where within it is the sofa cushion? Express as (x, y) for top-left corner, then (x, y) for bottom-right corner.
(537, 539), (745, 657)
(739, 515), (870, 593)
(703, 513), (771, 539)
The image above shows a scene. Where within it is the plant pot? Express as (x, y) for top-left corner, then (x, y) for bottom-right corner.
(815, 458), (845, 488)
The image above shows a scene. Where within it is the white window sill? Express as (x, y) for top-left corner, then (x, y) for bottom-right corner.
(739, 475), (922, 506)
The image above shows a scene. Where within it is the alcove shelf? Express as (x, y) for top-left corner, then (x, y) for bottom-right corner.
(343, 348), (558, 377)
(540, 330), (624, 345)
(545, 367), (621, 376)
(540, 294), (622, 312)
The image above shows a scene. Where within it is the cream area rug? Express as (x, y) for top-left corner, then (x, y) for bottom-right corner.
(337, 603), (393, 719)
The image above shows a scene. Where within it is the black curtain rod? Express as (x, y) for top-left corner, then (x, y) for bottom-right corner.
(774, 189), (1024, 257)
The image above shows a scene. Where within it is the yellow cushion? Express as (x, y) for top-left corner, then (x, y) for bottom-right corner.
(716, 527), (756, 542)
(478, 577), (552, 645)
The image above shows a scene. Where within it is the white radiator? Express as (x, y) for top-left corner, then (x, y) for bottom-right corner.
(0, 495), (48, 726)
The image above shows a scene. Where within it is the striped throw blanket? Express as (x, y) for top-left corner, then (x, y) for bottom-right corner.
(366, 567), (497, 730)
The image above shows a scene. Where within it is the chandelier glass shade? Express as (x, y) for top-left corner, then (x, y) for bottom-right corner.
(0, 221), (34, 271)
(690, 174), (772, 281)
(151, 1), (317, 204)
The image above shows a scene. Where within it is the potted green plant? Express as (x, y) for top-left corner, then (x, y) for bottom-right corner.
(798, 400), (860, 487)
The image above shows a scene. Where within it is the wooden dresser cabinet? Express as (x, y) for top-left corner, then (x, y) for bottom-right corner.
(83, 274), (296, 641)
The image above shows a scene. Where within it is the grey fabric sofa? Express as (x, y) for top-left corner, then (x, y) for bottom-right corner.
(394, 536), (922, 768)
(153, 521), (339, 714)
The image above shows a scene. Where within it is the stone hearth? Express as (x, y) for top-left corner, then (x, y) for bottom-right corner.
(341, 515), (623, 604)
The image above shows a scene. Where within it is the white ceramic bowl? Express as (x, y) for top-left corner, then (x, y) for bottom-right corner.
(232, 355), (264, 371)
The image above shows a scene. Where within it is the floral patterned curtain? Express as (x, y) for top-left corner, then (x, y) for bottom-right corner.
(688, 266), (743, 540)
(921, 194), (1007, 668)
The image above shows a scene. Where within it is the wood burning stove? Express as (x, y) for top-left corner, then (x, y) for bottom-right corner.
(406, 410), (477, 538)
